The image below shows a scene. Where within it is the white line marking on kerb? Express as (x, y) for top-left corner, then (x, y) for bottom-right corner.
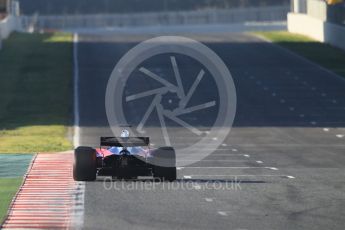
(73, 33), (80, 148)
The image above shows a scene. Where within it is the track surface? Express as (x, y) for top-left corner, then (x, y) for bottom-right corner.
(77, 33), (345, 230)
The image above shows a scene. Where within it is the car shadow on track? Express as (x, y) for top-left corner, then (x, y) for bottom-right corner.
(94, 176), (266, 184)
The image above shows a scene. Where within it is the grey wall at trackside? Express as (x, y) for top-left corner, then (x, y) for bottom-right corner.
(288, 13), (345, 51)
(20, 6), (289, 31)
(0, 16), (18, 49)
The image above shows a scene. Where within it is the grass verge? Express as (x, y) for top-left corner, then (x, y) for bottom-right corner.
(254, 31), (345, 78)
(0, 178), (23, 223)
(0, 32), (73, 153)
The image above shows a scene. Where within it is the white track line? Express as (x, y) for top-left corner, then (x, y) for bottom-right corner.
(72, 33), (85, 230)
(73, 33), (80, 148)
(286, 176), (295, 179)
(217, 211), (228, 216)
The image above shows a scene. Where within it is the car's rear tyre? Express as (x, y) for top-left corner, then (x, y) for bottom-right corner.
(73, 146), (97, 181)
(152, 147), (177, 181)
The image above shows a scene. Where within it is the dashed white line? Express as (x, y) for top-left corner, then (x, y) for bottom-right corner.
(183, 175), (192, 179)
(299, 114), (305, 118)
(336, 134), (344, 138)
(232, 148), (238, 152)
(289, 107), (295, 111)
(323, 128), (330, 132)
(243, 154), (250, 158)
(286, 176), (295, 179)
(256, 161), (263, 164)
(310, 121), (317, 125)
(217, 211), (228, 216)
(205, 198), (214, 202)
(268, 167), (278, 171)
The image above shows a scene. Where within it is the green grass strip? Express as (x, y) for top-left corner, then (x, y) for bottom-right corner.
(0, 178), (23, 223)
(254, 31), (345, 78)
(0, 32), (73, 153)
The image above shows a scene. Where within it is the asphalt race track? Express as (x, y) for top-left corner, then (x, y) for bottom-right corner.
(76, 33), (345, 230)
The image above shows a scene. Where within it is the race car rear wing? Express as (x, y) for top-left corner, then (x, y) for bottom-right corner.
(100, 137), (150, 147)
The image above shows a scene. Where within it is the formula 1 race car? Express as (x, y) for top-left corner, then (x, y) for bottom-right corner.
(73, 130), (176, 181)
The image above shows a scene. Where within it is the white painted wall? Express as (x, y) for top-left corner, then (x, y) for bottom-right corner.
(288, 12), (345, 51)
(288, 13), (324, 41)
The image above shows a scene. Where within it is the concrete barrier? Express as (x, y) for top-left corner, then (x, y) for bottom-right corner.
(0, 15), (21, 49)
(0, 16), (18, 39)
(21, 6), (289, 31)
(288, 12), (345, 51)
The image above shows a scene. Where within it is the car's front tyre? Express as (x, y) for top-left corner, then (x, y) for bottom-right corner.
(73, 146), (97, 181)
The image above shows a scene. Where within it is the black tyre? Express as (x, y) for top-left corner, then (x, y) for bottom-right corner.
(73, 146), (97, 181)
(152, 147), (177, 181)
